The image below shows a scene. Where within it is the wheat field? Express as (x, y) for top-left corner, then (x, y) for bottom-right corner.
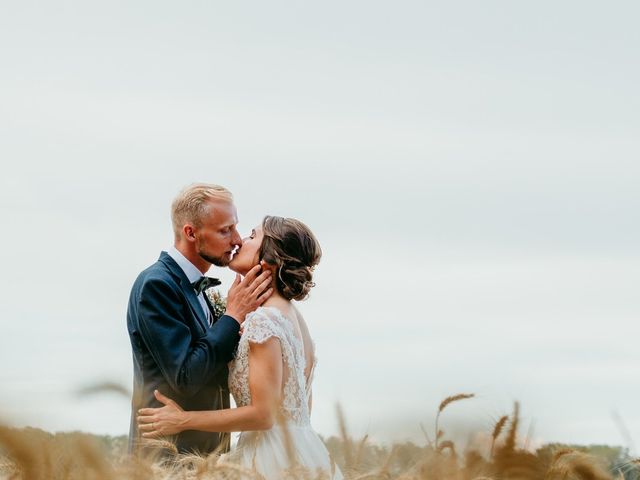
(1, 393), (638, 480)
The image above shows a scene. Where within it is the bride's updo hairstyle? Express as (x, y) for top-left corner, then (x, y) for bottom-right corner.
(259, 216), (322, 301)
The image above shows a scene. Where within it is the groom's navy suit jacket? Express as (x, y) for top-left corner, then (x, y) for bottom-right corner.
(127, 252), (240, 455)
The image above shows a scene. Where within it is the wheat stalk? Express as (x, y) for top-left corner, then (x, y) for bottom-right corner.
(336, 404), (354, 473)
(503, 401), (520, 453)
(434, 393), (475, 450)
(490, 415), (508, 458)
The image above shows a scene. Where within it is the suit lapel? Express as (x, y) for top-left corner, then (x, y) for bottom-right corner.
(159, 252), (210, 331)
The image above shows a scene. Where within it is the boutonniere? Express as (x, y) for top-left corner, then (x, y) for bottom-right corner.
(205, 289), (227, 320)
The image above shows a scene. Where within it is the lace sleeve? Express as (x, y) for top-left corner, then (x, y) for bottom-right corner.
(242, 309), (283, 344)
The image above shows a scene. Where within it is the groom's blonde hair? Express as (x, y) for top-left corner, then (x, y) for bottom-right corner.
(171, 183), (233, 237)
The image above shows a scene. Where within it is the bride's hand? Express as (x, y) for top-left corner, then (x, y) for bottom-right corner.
(137, 390), (187, 438)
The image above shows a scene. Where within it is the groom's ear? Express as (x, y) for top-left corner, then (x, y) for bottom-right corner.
(183, 224), (196, 241)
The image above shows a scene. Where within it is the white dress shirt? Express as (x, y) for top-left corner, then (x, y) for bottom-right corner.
(166, 246), (212, 326)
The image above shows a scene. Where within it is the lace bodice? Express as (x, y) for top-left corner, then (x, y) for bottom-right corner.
(228, 306), (315, 426)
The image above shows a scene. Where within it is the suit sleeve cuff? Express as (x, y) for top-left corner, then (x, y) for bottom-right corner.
(218, 314), (240, 329)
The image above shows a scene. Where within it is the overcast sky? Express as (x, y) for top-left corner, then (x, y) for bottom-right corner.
(1, 1), (639, 451)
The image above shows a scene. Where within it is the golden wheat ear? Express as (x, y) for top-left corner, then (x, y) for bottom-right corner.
(490, 415), (509, 458)
(434, 393), (475, 450)
(437, 393), (476, 414)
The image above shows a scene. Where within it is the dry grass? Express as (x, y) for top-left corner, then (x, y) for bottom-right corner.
(0, 394), (636, 480)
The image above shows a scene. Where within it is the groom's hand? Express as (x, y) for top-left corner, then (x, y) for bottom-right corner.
(225, 263), (272, 324)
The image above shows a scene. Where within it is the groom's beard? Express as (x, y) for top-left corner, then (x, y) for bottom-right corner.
(198, 250), (231, 267)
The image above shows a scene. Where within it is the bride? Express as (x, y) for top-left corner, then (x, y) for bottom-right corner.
(137, 215), (343, 479)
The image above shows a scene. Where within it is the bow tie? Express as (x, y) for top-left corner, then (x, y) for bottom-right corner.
(191, 276), (221, 295)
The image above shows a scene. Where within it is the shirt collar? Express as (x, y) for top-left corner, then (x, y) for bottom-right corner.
(166, 246), (203, 284)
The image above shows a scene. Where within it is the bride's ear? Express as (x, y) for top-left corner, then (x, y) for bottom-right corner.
(260, 260), (276, 275)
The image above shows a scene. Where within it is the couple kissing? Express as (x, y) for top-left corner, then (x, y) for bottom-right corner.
(127, 183), (342, 479)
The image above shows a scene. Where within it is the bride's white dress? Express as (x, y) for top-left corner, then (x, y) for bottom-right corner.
(223, 306), (343, 479)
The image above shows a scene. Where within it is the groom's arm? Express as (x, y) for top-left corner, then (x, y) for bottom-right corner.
(136, 277), (240, 398)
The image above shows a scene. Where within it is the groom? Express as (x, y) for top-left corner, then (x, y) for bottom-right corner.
(127, 183), (272, 455)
